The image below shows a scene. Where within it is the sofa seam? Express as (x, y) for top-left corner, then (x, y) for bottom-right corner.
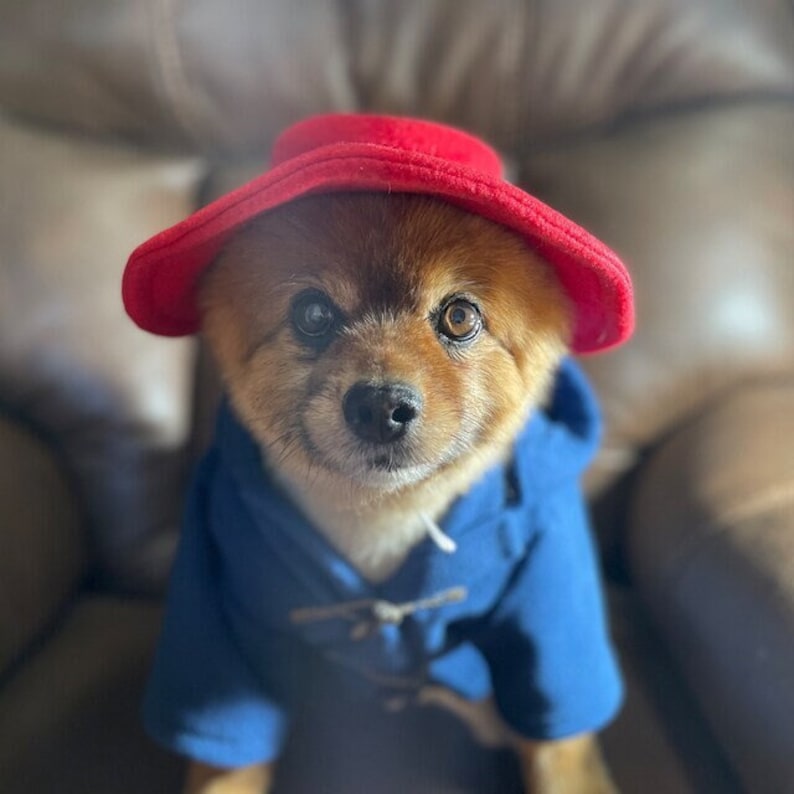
(644, 480), (794, 593)
(149, 0), (205, 147)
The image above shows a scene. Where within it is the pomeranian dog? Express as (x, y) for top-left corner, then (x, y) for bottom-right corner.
(189, 193), (617, 793)
(125, 114), (632, 794)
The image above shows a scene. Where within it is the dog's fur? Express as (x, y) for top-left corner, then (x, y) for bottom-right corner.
(189, 193), (616, 793)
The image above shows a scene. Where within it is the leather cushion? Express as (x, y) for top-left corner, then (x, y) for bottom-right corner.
(628, 379), (794, 793)
(0, 116), (202, 593)
(0, 0), (791, 153)
(0, 417), (84, 675)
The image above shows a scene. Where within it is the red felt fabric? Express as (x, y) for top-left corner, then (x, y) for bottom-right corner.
(122, 114), (634, 353)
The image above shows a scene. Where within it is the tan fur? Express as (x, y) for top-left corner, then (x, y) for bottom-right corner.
(190, 193), (615, 793)
(199, 194), (569, 580)
(517, 735), (618, 794)
(184, 761), (275, 794)
(418, 688), (616, 793)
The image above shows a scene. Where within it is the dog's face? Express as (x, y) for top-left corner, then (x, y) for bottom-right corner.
(199, 193), (571, 503)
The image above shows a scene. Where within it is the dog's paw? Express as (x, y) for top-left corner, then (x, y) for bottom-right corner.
(417, 686), (513, 749)
(183, 760), (274, 794)
(517, 734), (618, 794)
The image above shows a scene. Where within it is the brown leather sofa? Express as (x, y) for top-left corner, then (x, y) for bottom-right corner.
(1, 1), (792, 792)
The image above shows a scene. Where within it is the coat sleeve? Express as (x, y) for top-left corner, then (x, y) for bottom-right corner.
(473, 484), (624, 740)
(142, 458), (291, 768)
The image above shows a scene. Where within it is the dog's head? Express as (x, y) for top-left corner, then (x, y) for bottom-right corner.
(199, 193), (571, 503)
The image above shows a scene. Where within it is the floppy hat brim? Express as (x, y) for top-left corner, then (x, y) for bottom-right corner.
(122, 139), (633, 353)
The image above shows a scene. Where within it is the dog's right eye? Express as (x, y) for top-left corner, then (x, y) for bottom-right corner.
(290, 290), (339, 345)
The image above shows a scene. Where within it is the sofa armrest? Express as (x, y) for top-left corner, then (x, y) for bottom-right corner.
(0, 415), (86, 675)
(627, 378), (794, 793)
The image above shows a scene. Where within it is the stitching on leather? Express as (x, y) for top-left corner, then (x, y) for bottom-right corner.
(339, 0), (365, 109)
(714, 481), (794, 529)
(649, 479), (794, 591)
(511, 0), (536, 157)
(151, 0), (203, 144)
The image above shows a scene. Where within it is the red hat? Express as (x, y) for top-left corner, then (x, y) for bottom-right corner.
(123, 113), (633, 353)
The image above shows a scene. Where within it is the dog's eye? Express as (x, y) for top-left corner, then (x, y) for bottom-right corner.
(290, 290), (338, 343)
(438, 298), (482, 342)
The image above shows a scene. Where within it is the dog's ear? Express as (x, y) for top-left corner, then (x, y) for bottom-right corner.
(197, 215), (303, 379)
(197, 256), (250, 381)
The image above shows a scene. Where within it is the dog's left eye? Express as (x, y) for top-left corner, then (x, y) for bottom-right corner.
(438, 298), (482, 343)
(291, 290), (339, 343)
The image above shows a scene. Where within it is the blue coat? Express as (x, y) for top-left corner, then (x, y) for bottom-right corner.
(143, 359), (623, 767)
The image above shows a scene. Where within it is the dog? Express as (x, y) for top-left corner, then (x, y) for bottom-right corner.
(123, 114), (632, 794)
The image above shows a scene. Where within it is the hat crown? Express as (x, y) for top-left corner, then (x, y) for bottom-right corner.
(270, 113), (504, 178)
(125, 112), (632, 351)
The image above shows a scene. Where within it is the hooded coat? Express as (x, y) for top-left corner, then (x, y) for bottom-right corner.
(143, 358), (623, 768)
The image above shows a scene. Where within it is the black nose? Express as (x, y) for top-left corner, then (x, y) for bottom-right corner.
(343, 382), (422, 444)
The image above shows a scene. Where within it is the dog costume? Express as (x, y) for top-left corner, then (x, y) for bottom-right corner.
(124, 114), (633, 768)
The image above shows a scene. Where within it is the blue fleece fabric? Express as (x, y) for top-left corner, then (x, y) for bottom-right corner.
(143, 359), (623, 767)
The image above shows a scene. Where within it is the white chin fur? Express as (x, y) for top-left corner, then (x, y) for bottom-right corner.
(301, 441), (440, 491)
(345, 460), (439, 491)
